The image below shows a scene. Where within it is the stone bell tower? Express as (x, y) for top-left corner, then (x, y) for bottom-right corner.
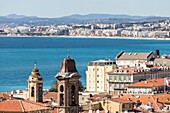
(28, 63), (43, 102)
(55, 56), (81, 113)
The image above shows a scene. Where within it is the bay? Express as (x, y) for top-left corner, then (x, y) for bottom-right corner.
(0, 37), (170, 92)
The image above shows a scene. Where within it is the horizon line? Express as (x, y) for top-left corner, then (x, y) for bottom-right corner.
(1, 13), (170, 18)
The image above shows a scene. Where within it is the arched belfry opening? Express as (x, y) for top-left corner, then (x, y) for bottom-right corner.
(71, 85), (76, 106)
(55, 57), (81, 113)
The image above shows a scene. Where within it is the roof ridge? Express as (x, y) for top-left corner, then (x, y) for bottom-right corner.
(19, 100), (25, 112)
(151, 96), (159, 110)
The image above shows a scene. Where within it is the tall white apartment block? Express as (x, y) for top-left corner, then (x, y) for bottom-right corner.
(86, 59), (116, 92)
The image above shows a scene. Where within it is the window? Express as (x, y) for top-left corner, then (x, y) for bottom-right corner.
(114, 76), (117, 80)
(124, 76), (126, 80)
(97, 75), (99, 77)
(97, 81), (99, 83)
(60, 94), (64, 106)
(128, 76), (131, 81)
(109, 76), (112, 80)
(31, 87), (34, 97)
(71, 85), (76, 106)
(60, 85), (64, 92)
(119, 76), (121, 81)
(38, 86), (42, 101)
(122, 104), (125, 108)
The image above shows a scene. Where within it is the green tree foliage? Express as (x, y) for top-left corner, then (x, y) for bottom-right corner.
(78, 80), (86, 92)
(49, 80), (85, 92)
(49, 80), (58, 92)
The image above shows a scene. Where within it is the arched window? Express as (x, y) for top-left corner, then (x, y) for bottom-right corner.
(38, 86), (42, 101)
(60, 94), (64, 106)
(71, 85), (76, 106)
(60, 85), (64, 92)
(31, 87), (34, 97)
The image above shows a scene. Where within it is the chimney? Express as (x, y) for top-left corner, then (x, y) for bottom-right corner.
(156, 50), (160, 57)
(155, 98), (158, 102)
(10, 94), (13, 100)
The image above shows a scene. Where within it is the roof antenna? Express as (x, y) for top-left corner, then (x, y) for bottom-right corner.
(34, 60), (37, 68)
(67, 49), (70, 58)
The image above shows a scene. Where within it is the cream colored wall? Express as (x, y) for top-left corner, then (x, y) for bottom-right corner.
(86, 65), (114, 92)
(100, 100), (120, 113)
(116, 60), (146, 67)
(86, 66), (96, 92)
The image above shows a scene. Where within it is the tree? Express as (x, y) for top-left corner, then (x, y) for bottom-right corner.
(49, 81), (58, 92)
(78, 80), (86, 92)
(49, 80), (85, 92)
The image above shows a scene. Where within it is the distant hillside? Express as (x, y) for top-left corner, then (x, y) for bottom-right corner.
(0, 13), (170, 26)
(5, 14), (38, 19)
(62, 14), (145, 20)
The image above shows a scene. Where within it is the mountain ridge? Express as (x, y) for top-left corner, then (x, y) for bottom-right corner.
(0, 13), (170, 26)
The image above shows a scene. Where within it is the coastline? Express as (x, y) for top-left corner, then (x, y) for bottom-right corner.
(0, 35), (170, 40)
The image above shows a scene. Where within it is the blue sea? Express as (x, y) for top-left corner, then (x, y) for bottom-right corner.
(0, 37), (170, 92)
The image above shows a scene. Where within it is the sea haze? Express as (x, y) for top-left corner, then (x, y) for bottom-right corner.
(0, 37), (170, 92)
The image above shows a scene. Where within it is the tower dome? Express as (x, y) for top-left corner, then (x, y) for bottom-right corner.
(55, 56), (80, 79)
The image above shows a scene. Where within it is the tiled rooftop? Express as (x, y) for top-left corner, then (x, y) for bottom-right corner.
(128, 78), (165, 88)
(0, 99), (49, 112)
(43, 92), (58, 101)
(110, 98), (134, 104)
(115, 51), (153, 60)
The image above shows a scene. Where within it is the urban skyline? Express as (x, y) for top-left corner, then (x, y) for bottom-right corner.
(0, 0), (170, 18)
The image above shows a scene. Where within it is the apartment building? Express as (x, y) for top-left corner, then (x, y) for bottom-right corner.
(127, 78), (169, 95)
(115, 51), (155, 67)
(108, 66), (170, 94)
(86, 59), (116, 92)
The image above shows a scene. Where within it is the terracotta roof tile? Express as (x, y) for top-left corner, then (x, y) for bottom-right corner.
(0, 93), (10, 99)
(110, 98), (134, 104)
(128, 78), (164, 88)
(0, 99), (49, 112)
(43, 92), (58, 102)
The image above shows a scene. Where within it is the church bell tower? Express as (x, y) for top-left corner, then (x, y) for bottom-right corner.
(55, 56), (81, 113)
(28, 63), (43, 102)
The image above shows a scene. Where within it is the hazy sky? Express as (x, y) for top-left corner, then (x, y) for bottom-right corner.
(0, 0), (170, 18)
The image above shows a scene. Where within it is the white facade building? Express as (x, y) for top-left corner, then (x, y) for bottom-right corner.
(86, 59), (116, 92)
(115, 51), (155, 67)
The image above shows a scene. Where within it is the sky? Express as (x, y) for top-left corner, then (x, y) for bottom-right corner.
(0, 0), (170, 18)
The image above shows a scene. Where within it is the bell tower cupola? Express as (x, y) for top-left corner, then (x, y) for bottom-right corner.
(28, 62), (43, 102)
